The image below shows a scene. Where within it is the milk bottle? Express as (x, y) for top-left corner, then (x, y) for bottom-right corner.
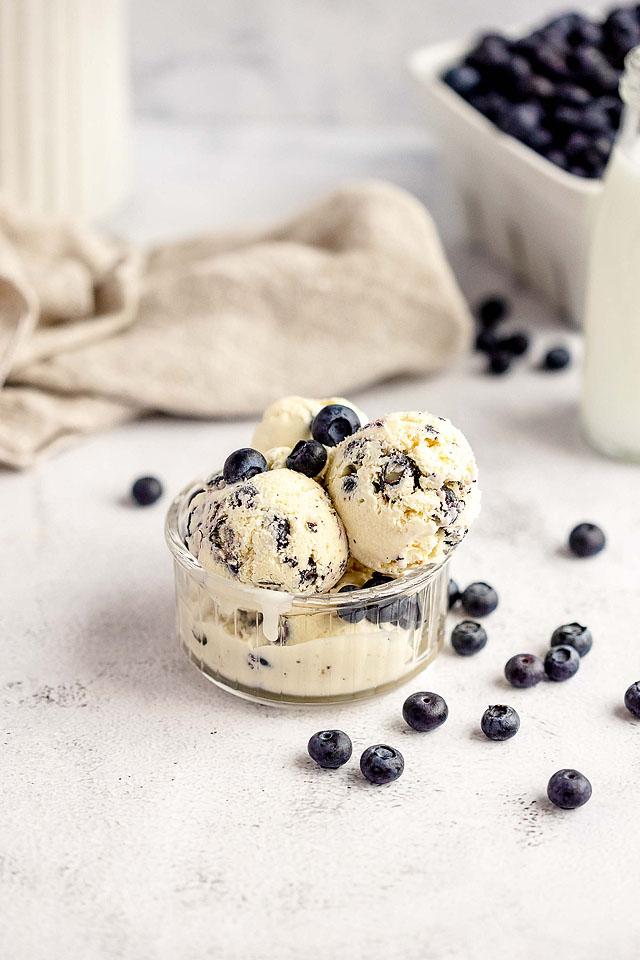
(582, 46), (640, 461)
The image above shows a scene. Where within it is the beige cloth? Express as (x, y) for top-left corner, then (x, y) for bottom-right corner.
(0, 180), (472, 469)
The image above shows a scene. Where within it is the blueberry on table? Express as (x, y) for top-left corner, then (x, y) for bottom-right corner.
(496, 332), (530, 357)
(308, 730), (353, 769)
(568, 522), (606, 558)
(460, 582), (499, 618)
(551, 622), (592, 657)
(542, 346), (571, 370)
(544, 644), (580, 681)
(131, 475), (163, 506)
(311, 404), (361, 447)
(337, 584), (366, 624)
(223, 447), (267, 483)
(547, 769), (592, 809)
(448, 578), (460, 610)
(475, 329), (498, 353)
(487, 351), (511, 375)
(451, 620), (488, 656)
(360, 744), (404, 785)
(624, 682), (640, 719)
(504, 653), (545, 688)
(476, 295), (509, 328)
(481, 705), (520, 741)
(402, 692), (449, 732)
(286, 439), (327, 478)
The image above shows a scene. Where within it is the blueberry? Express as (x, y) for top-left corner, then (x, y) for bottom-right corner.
(624, 681), (640, 718)
(460, 581), (499, 617)
(565, 131), (591, 163)
(542, 346), (571, 370)
(395, 594), (423, 631)
(308, 730), (353, 769)
(547, 149), (569, 170)
(403, 692), (449, 732)
(488, 351), (512, 375)
(442, 65), (481, 98)
(364, 572), (394, 588)
(525, 74), (555, 100)
(337, 584), (366, 624)
(547, 768), (592, 809)
(568, 522), (606, 558)
(496, 332), (530, 357)
(551, 622), (592, 657)
(451, 620), (488, 656)
(481, 704), (520, 741)
(223, 447), (267, 484)
(448, 578), (460, 609)
(504, 653), (545, 688)
(311, 404), (361, 447)
(286, 439), (327, 478)
(544, 644), (580, 681)
(131, 475), (163, 506)
(466, 34), (511, 73)
(500, 102), (543, 140)
(555, 82), (591, 107)
(477, 295), (509, 328)
(360, 744), (404, 785)
(475, 329), (498, 353)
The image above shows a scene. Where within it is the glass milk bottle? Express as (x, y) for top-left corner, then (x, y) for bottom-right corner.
(582, 46), (640, 461)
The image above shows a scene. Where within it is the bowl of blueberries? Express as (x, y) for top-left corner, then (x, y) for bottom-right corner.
(409, 5), (640, 324)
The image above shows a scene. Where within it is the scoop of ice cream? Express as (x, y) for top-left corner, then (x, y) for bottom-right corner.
(185, 469), (348, 593)
(252, 396), (368, 454)
(325, 411), (479, 575)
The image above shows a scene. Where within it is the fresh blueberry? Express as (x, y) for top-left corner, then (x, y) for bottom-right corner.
(547, 768), (592, 809)
(551, 622), (592, 657)
(396, 594), (423, 631)
(337, 584), (366, 624)
(481, 704), (520, 741)
(460, 581), (499, 617)
(360, 744), (404, 785)
(547, 149), (569, 170)
(131, 475), (163, 506)
(403, 692), (449, 732)
(504, 653), (545, 688)
(286, 439), (327, 478)
(544, 644), (580, 681)
(475, 329), (498, 353)
(451, 620), (488, 656)
(448, 578), (460, 609)
(542, 346), (571, 370)
(624, 681), (640, 718)
(307, 730), (353, 769)
(526, 74), (556, 100)
(223, 447), (267, 483)
(364, 573), (394, 588)
(568, 522), (605, 558)
(500, 102), (543, 140)
(442, 64), (481, 98)
(488, 351), (512, 375)
(555, 82), (592, 107)
(477, 295), (509, 328)
(311, 404), (361, 447)
(496, 331), (530, 357)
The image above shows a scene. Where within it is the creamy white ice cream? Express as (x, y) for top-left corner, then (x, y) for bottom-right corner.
(185, 469), (348, 593)
(325, 411), (479, 575)
(252, 396), (368, 454)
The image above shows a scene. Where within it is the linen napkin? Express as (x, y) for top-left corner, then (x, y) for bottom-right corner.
(0, 180), (472, 468)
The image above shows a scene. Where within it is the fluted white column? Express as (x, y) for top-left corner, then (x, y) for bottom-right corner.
(0, 0), (130, 220)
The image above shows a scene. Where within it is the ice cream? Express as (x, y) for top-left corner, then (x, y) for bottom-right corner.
(184, 468), (348, 593)
(252, 396), (368, 453)
(325, 411), (479, 575)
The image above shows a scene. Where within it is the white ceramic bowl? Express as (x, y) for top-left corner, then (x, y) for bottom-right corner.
(409, 37), (603, 325)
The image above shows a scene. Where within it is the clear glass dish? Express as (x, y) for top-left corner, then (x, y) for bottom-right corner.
(165, 483), (451, 705)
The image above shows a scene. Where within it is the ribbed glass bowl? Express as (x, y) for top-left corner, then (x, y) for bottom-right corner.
(165, 483), (451, 705)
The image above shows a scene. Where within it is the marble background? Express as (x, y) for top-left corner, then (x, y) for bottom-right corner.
(129, 0), (603, 126)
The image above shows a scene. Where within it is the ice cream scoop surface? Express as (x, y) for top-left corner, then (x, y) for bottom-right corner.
(325, 411), (479, 575)
(252, 396), (368, 454)
(185, 469), (348, 593)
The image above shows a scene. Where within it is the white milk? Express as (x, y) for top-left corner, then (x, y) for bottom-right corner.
(582, 48), (640, 461)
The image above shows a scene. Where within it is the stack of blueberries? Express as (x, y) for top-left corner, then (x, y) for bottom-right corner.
(443, 6), (640, 178)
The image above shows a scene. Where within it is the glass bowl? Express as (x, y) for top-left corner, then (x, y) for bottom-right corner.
(165, 482), (451, 705)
